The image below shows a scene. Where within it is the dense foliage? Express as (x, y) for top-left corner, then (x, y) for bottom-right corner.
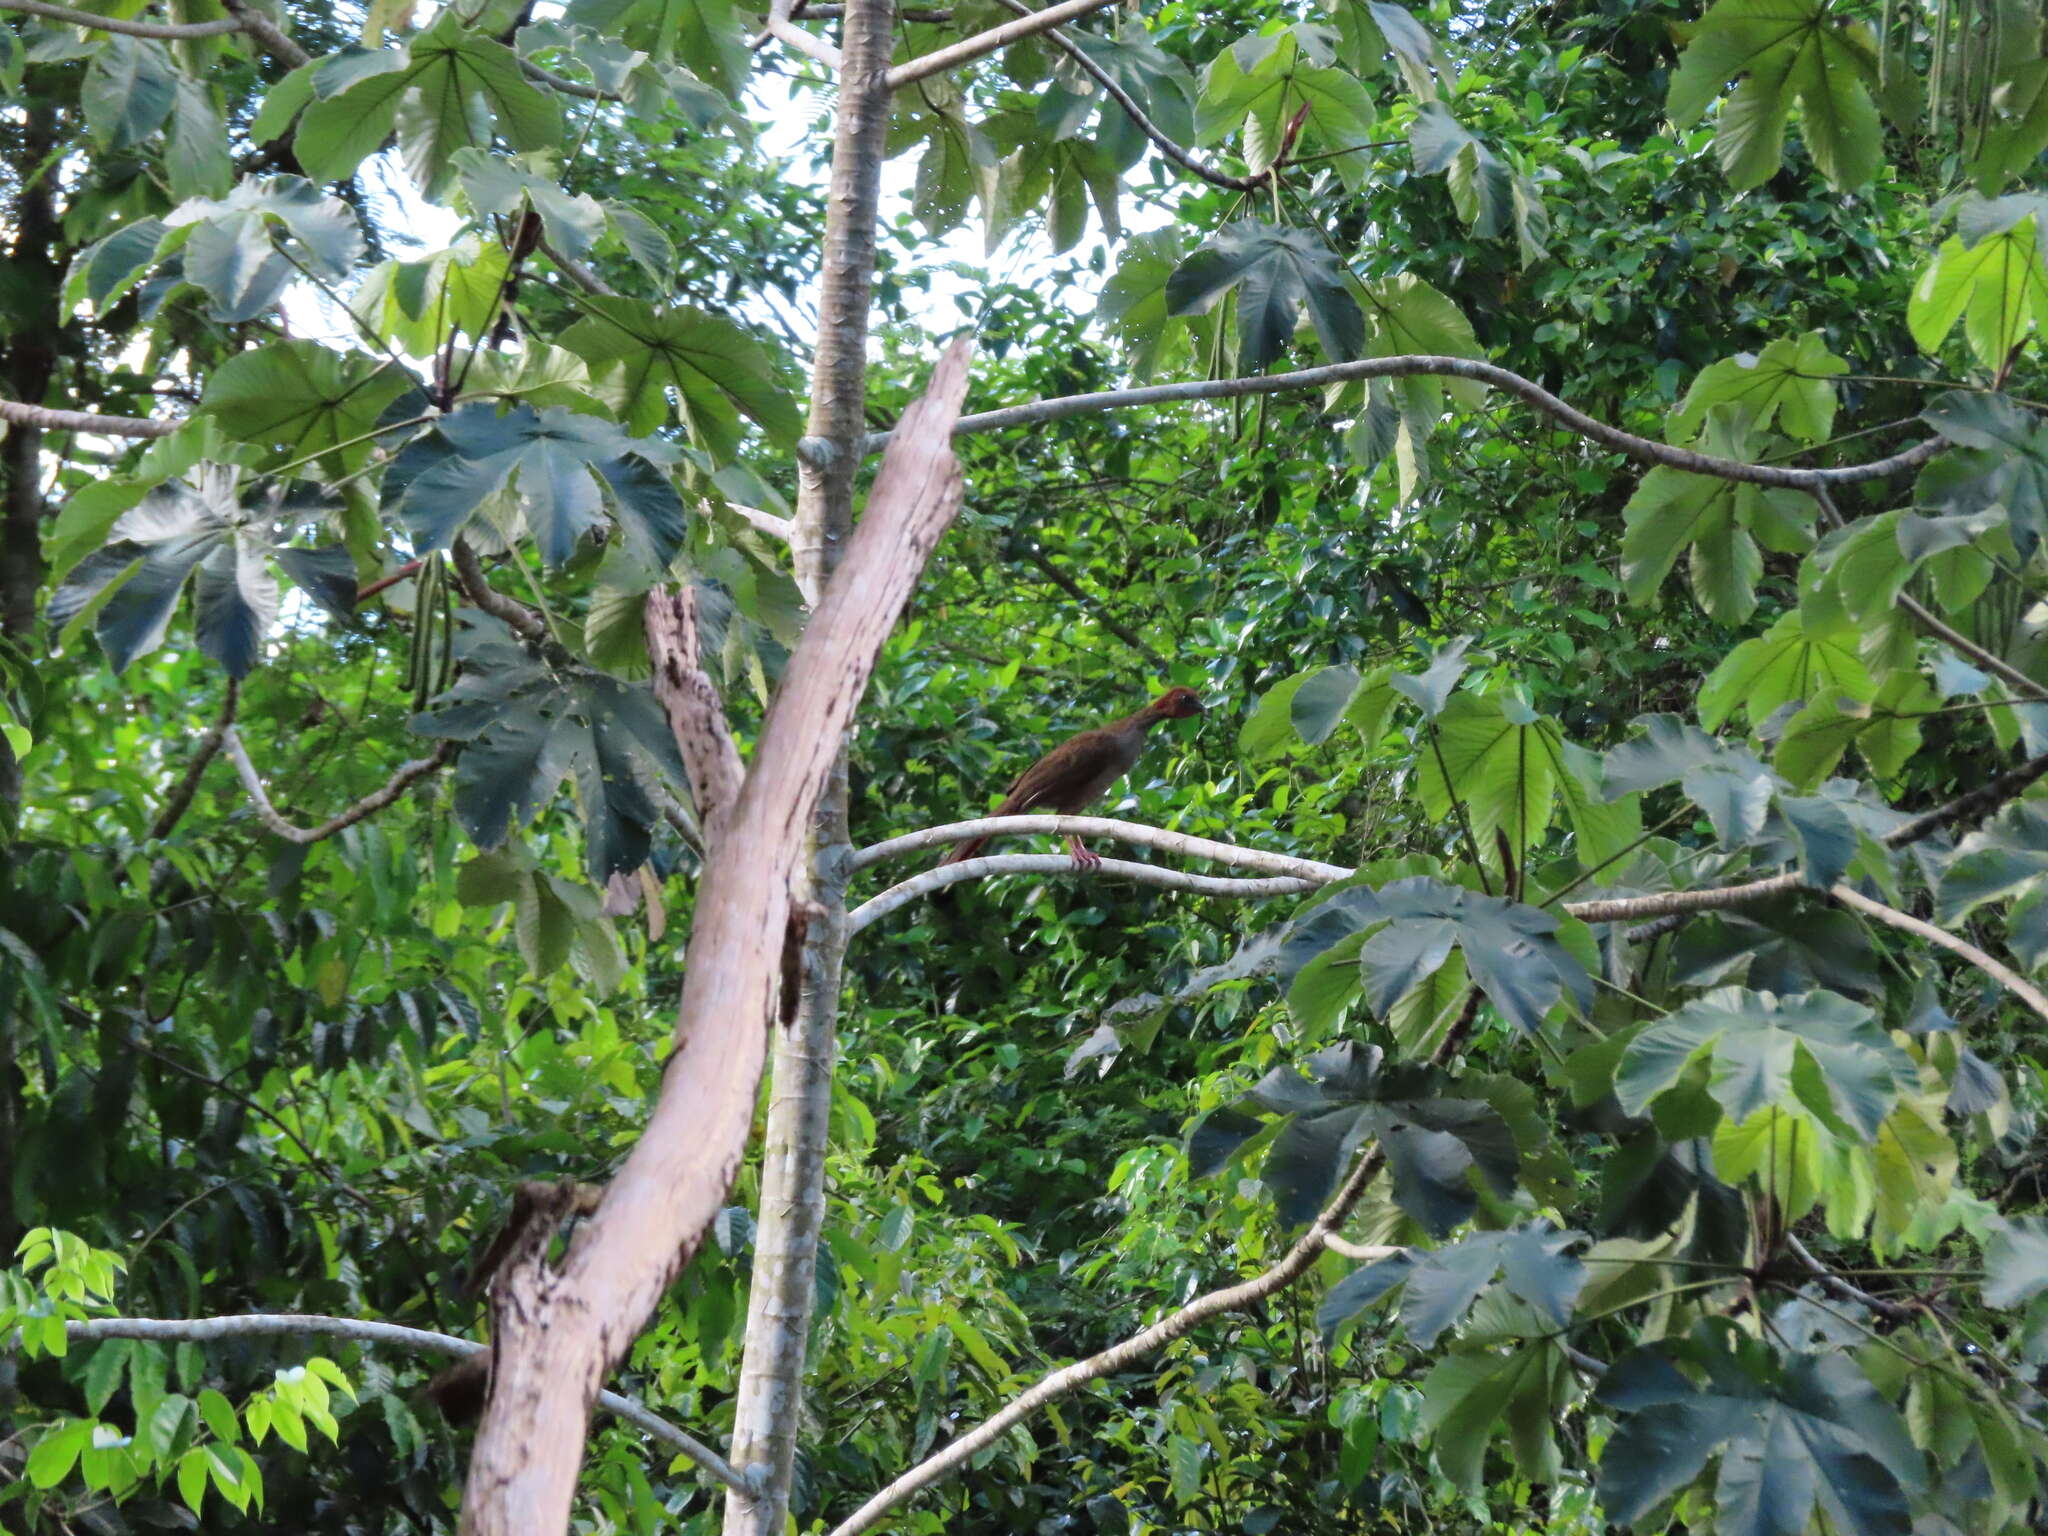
(5, 0), (2048, 1532)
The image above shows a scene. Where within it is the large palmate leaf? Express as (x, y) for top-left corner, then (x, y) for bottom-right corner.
(1406, 103), (1544, 259)
(451, 149), (606, 261)
(1616, 987), (1913, 1143)
(1046, 31), (1196, 175)
(411, 628), (689, 879)
(1194, 26), (1378, 187)
(560, 295), (798, 454)
(156, 177), (366, 324)
(47, 468), (348, 679)
(1936, 802), (2048, 926)
(1319, 1222), (1588, 1346)
(1666, 0), (1884, 192)
(1909, 205), (2048, 368)
(1916, 388), (2048, 560)
(292, 12), (561, 194)
(1238, 662), (1399, 758)
(559, 0), (751, 100)
(351, 238), (514, 357)
(387, 402), (689, 567)
(1668, 332), (1848, 447)
(200, 342), (414, 474)
(1602, 715), (1783, 848)
(1188, 1041), (1520, 1234)
(455, 841), (627, 992)
(1596, 1325), (1921, 1536)
(1282, 877), (1593, 1036)
(1165, 220), (1364, 372)
(1416, 1339), (1571, 1491)
(1698, 608), (1873, 731)
(1415, 691), (1643, 870)
(81, 35), (176, 150)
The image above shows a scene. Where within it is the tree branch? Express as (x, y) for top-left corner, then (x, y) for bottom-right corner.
(853, 814), (1348, 879)
(884, 0), (1115, 88)
(1829, 882), (2048, 1027)
(449, 537), (553, 648)
(766, 14), (843, 68)
(849, 853), (1319, 932)
(865, 355), (1941, 491)
(986, 0), (1265, 191)
(222, 729), (455, 846)
(458, 337), (975, 1535)
(824, 1145), (1387, 1536)
(0, 393), (176, 438)
(0, 0), (242, 38)
(218, 0), (310, 65)
(1885, 747), (2048, 847)
(149, 682), (239, 842)
(51, 1315), (739, 1490)
(646, 586), (744, 856)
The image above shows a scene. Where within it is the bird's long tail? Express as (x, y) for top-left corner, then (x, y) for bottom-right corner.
(938, 834), (991, 866)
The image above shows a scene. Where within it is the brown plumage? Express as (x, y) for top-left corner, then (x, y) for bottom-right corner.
(940, 687), (1205, 869)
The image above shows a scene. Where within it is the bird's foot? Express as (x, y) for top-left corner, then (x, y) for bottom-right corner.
(1066, 838), (1102, 870)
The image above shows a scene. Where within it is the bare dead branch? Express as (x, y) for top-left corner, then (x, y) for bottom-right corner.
(222, 729), (455, 846)
(50, 1314), (738, 1489)
(0, 393), (176, 438)
(866, 355), (1941, 491)
(647, 586), (745, 855)
(885, 0), (1115, 88)
(458, 337), (976, 1535)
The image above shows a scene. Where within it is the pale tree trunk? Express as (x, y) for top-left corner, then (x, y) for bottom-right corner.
(721, 0), (898, 1530)
(455, 336), (970, 1536)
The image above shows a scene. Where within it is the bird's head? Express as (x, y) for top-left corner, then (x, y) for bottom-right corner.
(1151, 686), (1205, 719)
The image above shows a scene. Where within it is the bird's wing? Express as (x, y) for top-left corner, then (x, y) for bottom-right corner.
(991, 727), (1126, 815)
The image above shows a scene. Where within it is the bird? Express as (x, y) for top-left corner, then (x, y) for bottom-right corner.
(939, 687), (1206, 870)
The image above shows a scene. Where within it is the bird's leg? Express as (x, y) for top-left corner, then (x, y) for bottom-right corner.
(1064, 834), (1102, 870)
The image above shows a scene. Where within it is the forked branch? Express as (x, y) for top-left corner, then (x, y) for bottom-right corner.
(222, 730), (455, 845)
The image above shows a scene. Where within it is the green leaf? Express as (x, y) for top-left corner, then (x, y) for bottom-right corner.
(27, 1419), (92, 1488)
(297, 13), (562, 193)
(178, 1447), (209, 1515)
(83, 35), (177, 149)
(1603, 715), (1782, 847)
(1240, 669), (1315, 759)
(1699, 609), (1872, 731)
(391, 402), (688, 567)
(1165, 220), (1364, 371)
(1667, 0), (1884, 191)
(453, 149), (606, 261)
(1290, 666), (1362, 745)
(201, 342), (411, 473)
(1409, 105), (1512, 237)
(1983, 1216), (2048, 1309)
(161, 176), (366, 323)
(1909, 214), (2048, 367)
(1936, 802), (2048, 925)
(61, 219), (170, 320)
(166, 78), (234, 201)
(1389, 636), (1470, 718)
(561, 295), (799, 454)
(1668, 332), (1847, 446)
(563, 0), (751, 99)
(604, 201), (678, 291)
(1616, 987), (1913, 1143)
(1918, 390), (2048, 560)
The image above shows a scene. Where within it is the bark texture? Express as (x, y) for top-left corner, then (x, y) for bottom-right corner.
(455, 335), (972, 1536)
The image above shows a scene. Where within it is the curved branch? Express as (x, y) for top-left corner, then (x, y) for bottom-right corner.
(766, 14), (843, 68)
(0, 393), (176, 439)
(218, 0), (309, 65)
(222, 729), (454, 845)
(54, 1314), (740, 1490)
(864, 355), (1941, 491)
(885, 0), (1113, 87)
(823, 1146), (1387, 1536)
(450, 536), (551, 647)
(986, 0), (1264, 191)
(520, 58), (619, 101)
(150, 682), (239, 842)
(1829, 882), (2048, 1027)
(852, 814), (1348, 879)
(849, 853), (1318, 932)
(0, 0), (243, 37)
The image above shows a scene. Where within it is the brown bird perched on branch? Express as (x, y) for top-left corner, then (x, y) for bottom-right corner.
(940, 687), (1205, 870)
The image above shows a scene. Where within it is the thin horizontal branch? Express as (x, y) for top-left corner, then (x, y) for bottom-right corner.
(520, 58), (618, 101)
(0, 393), (176, 439)
(988, 0), (1263, 191)
(824, 1145), (1387, 1536)
(853, 814), (1349, 879)
(1830, 882), (2048, 1027)
(725, 501), (797, 544)
(766, 13), (842, 68)
(864, 356), (1941, 491)
(849, 853), (1318, 932)
(0, 0), (242, 38)
(1568, 872), (1804, 925)
(55, 1314), (740, 1490)
(885, 0), (1114, 87)
(223, 729), (454, 846)
(1885, 747), (2048, 847)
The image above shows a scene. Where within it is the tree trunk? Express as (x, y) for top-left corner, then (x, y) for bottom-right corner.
(722, 0), (897, 1531)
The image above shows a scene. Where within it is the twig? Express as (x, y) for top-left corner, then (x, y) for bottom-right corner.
(866, 356), (1941, 492)
(987, 0), (1265, 191)
(0, 394), (175, 439)
(1012, 541), (1168, 669)
(46, 1315), (739, 1490)
(1322, 1236), (1402, 1262)
(0, 0), (242, 38)
(356, 559), (425, 604)
(149, 682), (239, 842)
(1830, 882), (2048, 1027)
(885, 0), (1115, 88)
(520, 59), (619, 102)
(1885, 747), (2048, 847)
(222, 729), (454, 846)
(538, 236), (615, 297)
(723, 502), (797, 545)
(1783, 1236), (1920, 1326)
